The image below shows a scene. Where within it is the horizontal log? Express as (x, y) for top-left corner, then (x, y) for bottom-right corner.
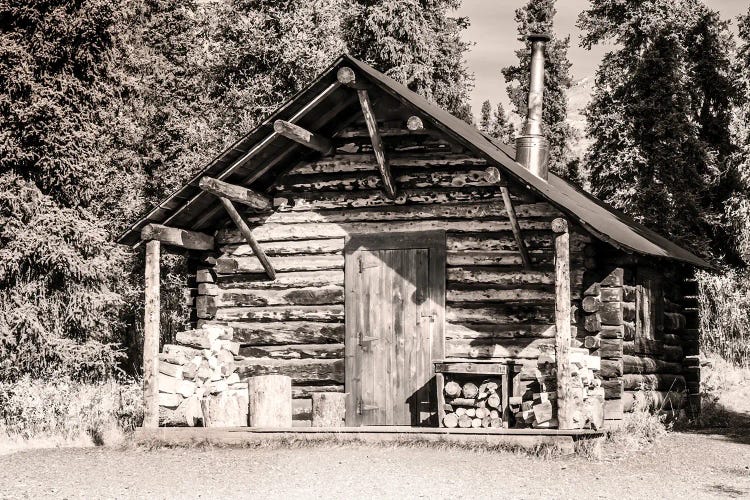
(664, 312), (687, 331)
(141, 223), (214, 251)
(582, 296), (601, 313)
(246, 202), (561, 225)
(446, 322), (556, 340)
(622, 355), (682, 375)
(448, 268), (554, 286)
(599, 359), (623, 378)
(447, 232), (589, 252)
(220, 239), (344, 257)
(240, 343), (344, 360)
(236, 358), (344, 384)
(600, 379), (624, 399)
(196, 296), (216, 319)
(446, 338), (555, 359)
(215, 255), (344, 274)
(199, 177), (271, 211)
(292, 384), (345, 399)
(214, 305), (345, 322)
(273, 169), (506, 193)
(622, 390), (685, 412)
(621, 374), (686, 391)
(292, 398), (313, 420)
(273, 188), (515, 212)
(196, 269), (215, 284)
(215, 220), (553, 244)
(446, 288), (555, 304)
(447, 251), (553, 267)
(216, 321), (344, 345)
(600, 287), (623, 302)
(213, 285), (344, 307)
(661, 333), (681, 346)
(622, 285), (636, 302)
(623, 339), (662, 356)
(287, 153), (487, 175)
(598, 326), (624, 339)
(214, 271), (344, 289)
(597, 338), (623, 359)
(446, 305), (554, 324)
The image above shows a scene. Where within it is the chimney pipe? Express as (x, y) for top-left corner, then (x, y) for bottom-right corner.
(515, 33), (551, 180)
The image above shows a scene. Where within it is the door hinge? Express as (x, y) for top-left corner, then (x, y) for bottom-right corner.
(358, 256), (379, 273)
(358, 330), (379, 346)
(358, 399), (378, 414)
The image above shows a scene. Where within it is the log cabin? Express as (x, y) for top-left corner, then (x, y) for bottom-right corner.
(119, 35), (710, 439)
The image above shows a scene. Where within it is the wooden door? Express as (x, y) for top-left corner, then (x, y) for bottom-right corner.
(345, 232), (445, 427)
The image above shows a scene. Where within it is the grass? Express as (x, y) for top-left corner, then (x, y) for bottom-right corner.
(688, 354), (750, 428)
(0, 376), (143, 453)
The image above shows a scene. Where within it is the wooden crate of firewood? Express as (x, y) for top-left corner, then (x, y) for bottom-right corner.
(434, 361), (520, 429)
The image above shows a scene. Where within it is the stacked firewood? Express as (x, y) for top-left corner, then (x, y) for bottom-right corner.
(509, 347), (604, 429)
(442, 379), (504, 429)
(158, 325), (249, 426)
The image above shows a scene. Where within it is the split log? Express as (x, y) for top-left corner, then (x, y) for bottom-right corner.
(247, 375), (292, 427)
(533, 401), (554, 423)
(214, 255), (343, 275)
(599, 359), (624, 378)
(465, 408), (476, 417)
(158, 362), (183, 379)
(141, 223), (214, 251)
(600, 287), (623, 302)
(202, 393), (248, 427)
(292, 385), (344, 398)
(239, 343), (344, 360)
(288, 153), (486, 175)
(446, 305), (554, 325)
(211, 285), (344, 307)
(450, 398), (477, 407)
(199, 177), (272, 211)
(446, 288), (555, 303)
(598, 338), (623, 359)
(310, 393), (345, 427)
(215, 305), (344, 323)
(600, 268), (624, 287)
(446, 338), (555, 360)
(220, 239), (344, 257)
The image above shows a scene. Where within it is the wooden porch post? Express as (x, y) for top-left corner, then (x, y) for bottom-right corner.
(552, 218), (574, 429)
(143, 239), (161, 428)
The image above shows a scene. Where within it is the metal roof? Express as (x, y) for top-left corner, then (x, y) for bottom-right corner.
(118, 54), (711, 269)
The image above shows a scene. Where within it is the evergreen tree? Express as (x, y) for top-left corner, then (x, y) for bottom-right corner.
(491, 102), (516, 144)
(342, 0), (474, 121)
(0, 0), (126, 379)
(579, 0), (739, 262)
(502, 0), (578, 180)
(479, 100), (493, 133)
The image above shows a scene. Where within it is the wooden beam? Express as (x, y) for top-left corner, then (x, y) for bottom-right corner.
(199, 176), (271, 212)
(143, 239), (160, 428)
(337, 67), (396, 198)
(273, 120), (334, 155)
(552, 217), (574, 430)
(141, 223), (214, 251)
(219, 197), (276, 280)
(406, 115), (424, 131)
(501, 187), (532, 269)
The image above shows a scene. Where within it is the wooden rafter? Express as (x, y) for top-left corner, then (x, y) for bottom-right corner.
(199, 176), (271, 212)
(484, 167), (532, 269)
(337, 66), (397, 198)
(140, 223), (214, 251)
(218, 197), (276, 280)
(273, 120), (334, 155)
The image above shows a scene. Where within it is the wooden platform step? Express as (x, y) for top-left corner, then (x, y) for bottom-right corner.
(134, 426), (603, 456)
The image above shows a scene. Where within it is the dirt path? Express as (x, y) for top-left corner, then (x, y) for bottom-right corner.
(1, 430), (749, 499)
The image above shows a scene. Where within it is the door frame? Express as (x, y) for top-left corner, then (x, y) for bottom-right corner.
(343, 230), (446, 426)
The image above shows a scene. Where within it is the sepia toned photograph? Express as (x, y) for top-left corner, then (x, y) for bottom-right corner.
(1, 0), (749, 498)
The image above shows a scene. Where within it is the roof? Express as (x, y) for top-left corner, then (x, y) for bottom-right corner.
(118, 54), (711, 269)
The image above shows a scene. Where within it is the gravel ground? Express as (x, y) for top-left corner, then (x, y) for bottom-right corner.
(1, 430), (749, 499)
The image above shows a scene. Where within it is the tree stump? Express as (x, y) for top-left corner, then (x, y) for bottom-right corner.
(247, 375), (292, 427)
(311, 392), (346, 427)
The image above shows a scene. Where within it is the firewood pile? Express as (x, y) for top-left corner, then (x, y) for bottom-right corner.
(509, 347), (605, 429)
(157, 325), (249, 426)
(441, 379), (505, 428)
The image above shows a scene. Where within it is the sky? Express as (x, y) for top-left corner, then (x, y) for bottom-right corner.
(455, 0), (749, 116)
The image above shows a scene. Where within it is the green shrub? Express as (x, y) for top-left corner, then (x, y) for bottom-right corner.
(697, 269), (750, 367)
(0, 376), (143, 447)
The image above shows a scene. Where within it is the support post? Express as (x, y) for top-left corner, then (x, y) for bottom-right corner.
(337, 66), (397, 198)
(552, 217), (574, 430)
(219, 197), (276, 280)
(143, 239), (160, 428)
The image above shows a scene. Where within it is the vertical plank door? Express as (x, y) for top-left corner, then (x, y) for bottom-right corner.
(348, 248), (432, 425)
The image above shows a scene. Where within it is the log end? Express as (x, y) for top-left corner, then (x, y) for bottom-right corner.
(337, 66), (356, 87)
(551, 218), (568, 234)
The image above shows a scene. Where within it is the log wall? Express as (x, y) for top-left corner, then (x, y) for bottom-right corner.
(189, 110), (589, 426)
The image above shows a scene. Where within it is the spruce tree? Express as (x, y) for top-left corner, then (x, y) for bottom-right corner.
(502, 0), (577, 180)
(491, 102), (516, 144)
(579, 0), (739, 261)
(479, 100), (493, 133)
(342, 0), (474, 121)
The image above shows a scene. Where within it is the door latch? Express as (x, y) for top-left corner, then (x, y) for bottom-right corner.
(358, 330), (379, 346)
(358, 399), (378, 414)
